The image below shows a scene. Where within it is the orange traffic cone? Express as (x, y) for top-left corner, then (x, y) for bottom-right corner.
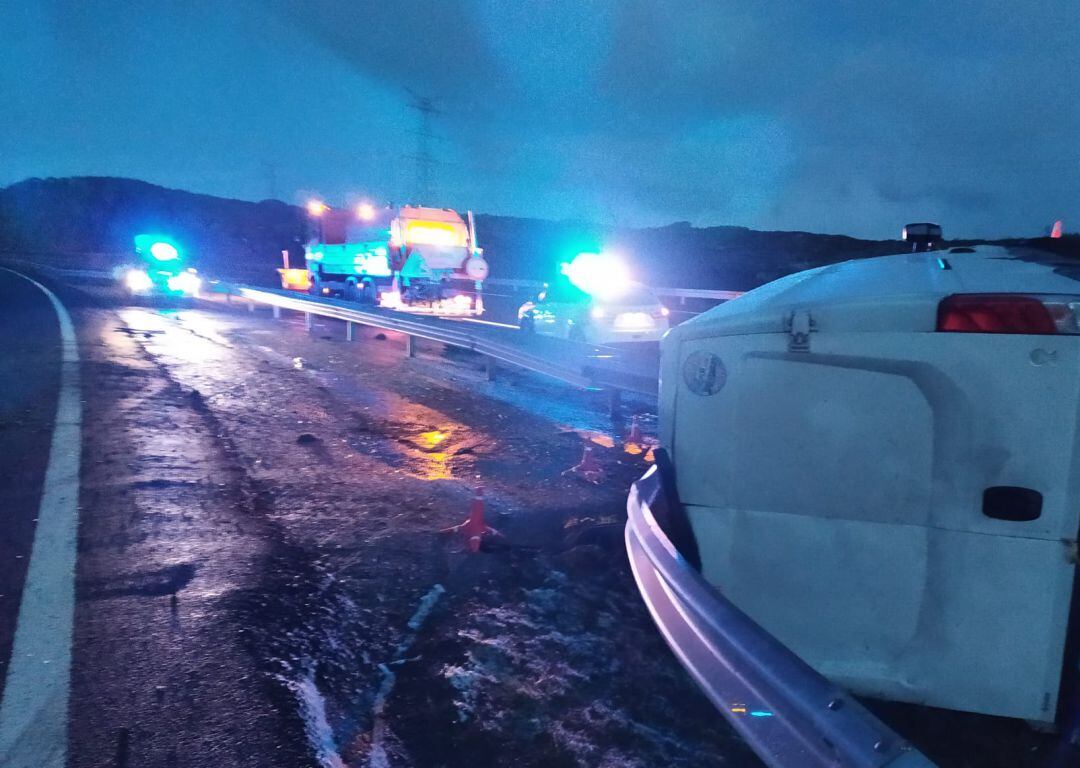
(627, 415), (644, 445)
(564, 445), (604, 483)
(579, 446), (601, 474)
(440, 486), (502, 553)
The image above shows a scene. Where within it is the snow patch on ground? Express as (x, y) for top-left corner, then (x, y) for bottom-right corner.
(369, 583), (447, 766)
(420, 569), (730, 767)
(286, 668), (347, 768)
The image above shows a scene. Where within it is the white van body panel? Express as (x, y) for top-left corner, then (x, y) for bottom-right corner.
(662, 246), (1080, 722)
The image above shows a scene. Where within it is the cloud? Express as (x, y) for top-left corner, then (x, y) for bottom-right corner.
(3, 0), (1078, 237)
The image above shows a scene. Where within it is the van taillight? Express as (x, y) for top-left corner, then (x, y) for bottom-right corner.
(937, 294), (1059, 334)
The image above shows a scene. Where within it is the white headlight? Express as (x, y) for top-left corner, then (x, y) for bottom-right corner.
(167, 271), (202, 295)
(124, 269), (154, 293)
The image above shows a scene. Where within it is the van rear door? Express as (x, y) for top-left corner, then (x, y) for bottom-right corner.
(669, 319), (1080, 722)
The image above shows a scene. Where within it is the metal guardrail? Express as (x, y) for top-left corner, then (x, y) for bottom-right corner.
(659, 287), (744, 301)
(484, 277), (743, 302)
(625, 462), (936, 768)
(219, 284), (657, 397)
(0, 259), (115, 284)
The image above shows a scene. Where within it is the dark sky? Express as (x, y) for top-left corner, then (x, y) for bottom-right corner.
(2, 1), (1077, 238)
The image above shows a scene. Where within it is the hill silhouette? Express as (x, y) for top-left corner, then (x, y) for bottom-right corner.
(1, 176), (1074, 290)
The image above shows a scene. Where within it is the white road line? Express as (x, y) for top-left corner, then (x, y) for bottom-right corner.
(0, 269), (81, 768)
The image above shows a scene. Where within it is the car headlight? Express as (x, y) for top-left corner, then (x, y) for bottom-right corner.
(167, 271), (202, 295)
(124, 269), (154, 293)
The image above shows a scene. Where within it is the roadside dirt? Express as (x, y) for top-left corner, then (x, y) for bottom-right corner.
(85, 300), (756, 767)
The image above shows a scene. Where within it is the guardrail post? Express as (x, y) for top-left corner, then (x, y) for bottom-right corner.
(406, 334), (416, 358)
(305, 312), (312, 331)
(609, 389), (623, 419)
(273, 305), (281, 320)
(346, 321), (354, 342)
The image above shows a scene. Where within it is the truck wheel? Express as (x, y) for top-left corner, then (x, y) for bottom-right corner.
(343, 281), (359, 302)
(308, 276), (322, 296)
(519, 315), (535, 333)
(359, 281), (377, 305)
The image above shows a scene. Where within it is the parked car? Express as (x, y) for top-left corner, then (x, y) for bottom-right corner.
(518, 279), (670, 344)
(628, 244), (1080, 730)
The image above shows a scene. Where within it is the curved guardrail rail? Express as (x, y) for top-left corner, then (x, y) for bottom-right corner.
(625, 461), (936, 768)
(485, 277), (744, 302)
(222, 284), (657, 396)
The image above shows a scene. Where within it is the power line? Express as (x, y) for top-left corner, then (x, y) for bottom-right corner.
(404, 88), (442, 204)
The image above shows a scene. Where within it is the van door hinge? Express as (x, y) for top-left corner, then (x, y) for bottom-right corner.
(786, 310), (814, 352)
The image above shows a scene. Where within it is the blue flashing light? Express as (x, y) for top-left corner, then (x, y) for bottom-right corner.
(134, 233), (183, 264)
(561, 251), (632, 301)
(749, 711), (774, 718)
(149, 241), (179, 261)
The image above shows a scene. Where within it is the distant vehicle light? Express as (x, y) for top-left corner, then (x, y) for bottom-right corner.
(660, 306), (670, 317)
(590, 306), (606, 319)
(278, 268), (312, 291)
(149, 241), (179, 261)
(307, 200), (328, 217)
(124, 269), (154, 293)
(563, 252), (631, 300)
(167, 270), (201, 295)
(379, 290), (403, 309)
(357, 203), (376, 220)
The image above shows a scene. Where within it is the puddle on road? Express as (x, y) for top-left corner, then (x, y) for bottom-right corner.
(347, 411), (473, 483)
(411, 430), (451, 480)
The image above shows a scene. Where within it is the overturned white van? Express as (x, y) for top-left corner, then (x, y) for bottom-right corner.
(631, 245), (1080, 727)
